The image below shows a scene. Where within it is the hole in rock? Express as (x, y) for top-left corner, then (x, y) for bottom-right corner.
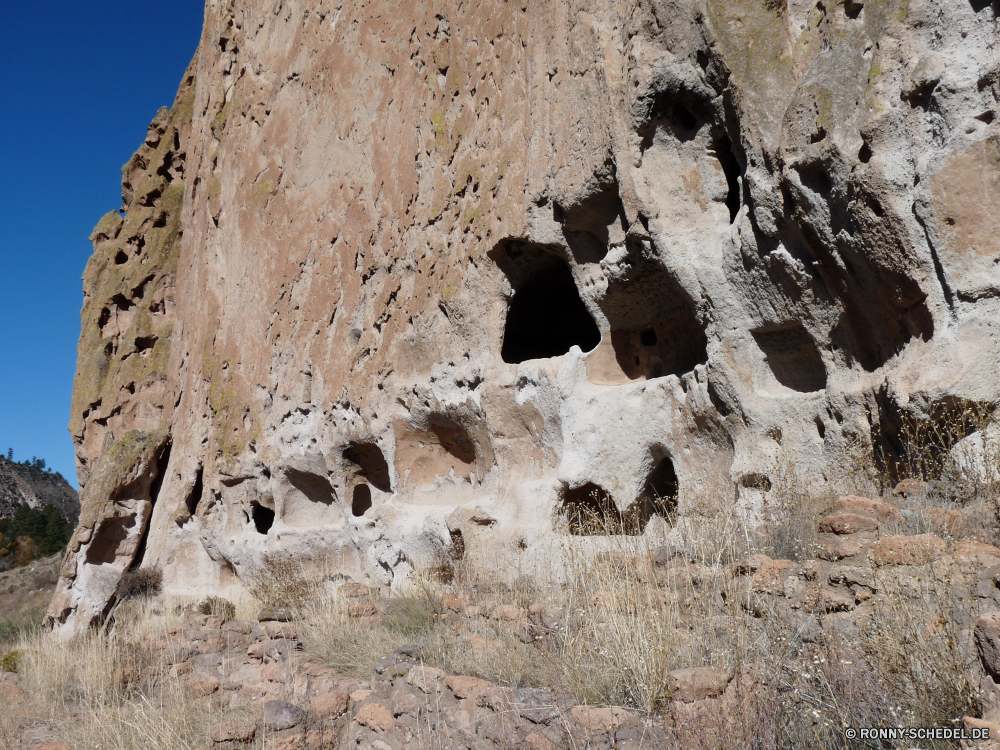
(712, 134), (743, 224)
(343, 442), (392, 492)
(352, 484), (373, 517)
(625, 455), (679, 533)
(111, 294), (133, 312)
(586, 237), (709, 384)
(184, 466), (204, 519)
(282, 468), (340, 527)
(98, 307), (111, 330)
(977, 111), (996, 124)
(815, 417), (827, 439)
(845, 0), (863, 18)
(250, 501), (275, 535)
(86, 514), (137, 565)
(491, 241), (600, 364)
(114, 250), (129, 265)
(752, 322), (827, 392)
(858, 141), (872, 163)
(559, 483), (623, 536)
(135, 336), (157, 354)
(739, 473), (772, 491)
(429, 416), (477, 464)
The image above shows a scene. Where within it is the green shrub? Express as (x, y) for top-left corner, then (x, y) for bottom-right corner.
(0, 650), (21, 673)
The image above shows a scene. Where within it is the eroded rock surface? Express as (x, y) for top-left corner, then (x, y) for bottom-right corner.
(52, 0), (1000, 635)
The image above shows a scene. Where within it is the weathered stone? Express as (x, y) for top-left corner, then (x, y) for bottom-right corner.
(833, 496), (903, 523)
(209, 721), (256, 742)
(665, 667), (733, 703)
(356, 702), (394, 733)
(262, 700), (305, 731)
(53, 0), (1000, 621)
(818, 514), (878, 535)
(869, 535), (947, 567)
(311, 690), (349, 719)
(977, 613), (1000, 681)
(569, 705), (635, 732)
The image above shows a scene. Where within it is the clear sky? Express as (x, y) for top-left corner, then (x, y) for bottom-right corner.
(0, 2), (205, 487)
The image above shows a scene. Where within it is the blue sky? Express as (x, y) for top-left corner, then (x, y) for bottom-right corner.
(0, 2), (205, 487)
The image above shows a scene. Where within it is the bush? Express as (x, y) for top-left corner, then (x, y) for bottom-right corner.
(116, 568), (163, 600)
(0, 650), (21, 673)
(197, 596), (236, 621)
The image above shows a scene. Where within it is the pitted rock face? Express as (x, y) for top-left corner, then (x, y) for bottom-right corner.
(52, 0), (1000, 635)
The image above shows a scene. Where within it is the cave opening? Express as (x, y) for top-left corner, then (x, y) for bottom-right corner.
(712, 134), (743, 224)
(343, 442), (392, 492)
(752, 321), (828, 393)
(625, 455), (679, 533)
(558, 482), (623, 536)
(184, 466), (204, 517)
(250, 501), (275, 535)
(352, 484), (373, 517)
(497, 248), (601, 364)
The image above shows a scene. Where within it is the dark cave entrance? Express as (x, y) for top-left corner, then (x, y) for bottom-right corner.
(492, 240), (601, 364)
(352, 484), (373, 517)
(250, 501), (275, 535)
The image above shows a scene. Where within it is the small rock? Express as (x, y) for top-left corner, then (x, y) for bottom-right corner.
(311, 690), (349, 718)
(732, 554), (772, 576)
(491, 604), (528, 621)
(815, 535), (864, 561)
(569, 705), (634, 732)
(665, 666), (733, 702)
(819, 588), (856, 613)
(445, 674), (495, 700)
(818, 513), (878, 535)
(976, 612), (1000, 680)
(187, 677), (220, 696)
(833, 495), (904, 523)
(406, 665), (448, 693)
(257, 607), (293, 623)
(751, 559), (795, 595)
(340, 582), (373, 599)
(525, 733), (555, 750)
(869, 534), (946, 566)
(828, 565), (876, 591)
(356, 702), (394, 732)
(209, 721), (256, 742)
(263, 700), (305, 731)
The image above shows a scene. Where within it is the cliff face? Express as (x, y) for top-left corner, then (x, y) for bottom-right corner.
(49, 0), (1000, 635)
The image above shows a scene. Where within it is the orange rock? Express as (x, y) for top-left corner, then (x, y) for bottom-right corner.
(209, 721), (256, 742)
(445, 674), (496, 700)
(187, 677), (220, 696)
(869, 534), (946, 566)
(834, 495), (904, 522)
(750, 559), (795, 595)
(311, 690), (350, 718)
(818, 513), (878, 535)
(569, 705), (635, 732)
(356, 702), (394, 732)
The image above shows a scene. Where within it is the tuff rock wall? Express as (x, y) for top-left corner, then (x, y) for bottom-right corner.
(48, 0), (1000, 636)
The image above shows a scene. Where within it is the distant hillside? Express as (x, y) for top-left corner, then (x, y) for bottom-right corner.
(0, 458), (79, 523)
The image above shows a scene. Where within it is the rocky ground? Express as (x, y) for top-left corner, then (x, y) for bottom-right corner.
(6, 482), (1000, 749)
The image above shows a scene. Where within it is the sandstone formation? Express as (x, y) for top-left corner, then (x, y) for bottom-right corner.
(49, 0), (1000, 635)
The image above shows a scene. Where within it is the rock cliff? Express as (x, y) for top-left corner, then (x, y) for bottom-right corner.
(48, 0), (1000, 636)
(0, 460), (79, 523)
